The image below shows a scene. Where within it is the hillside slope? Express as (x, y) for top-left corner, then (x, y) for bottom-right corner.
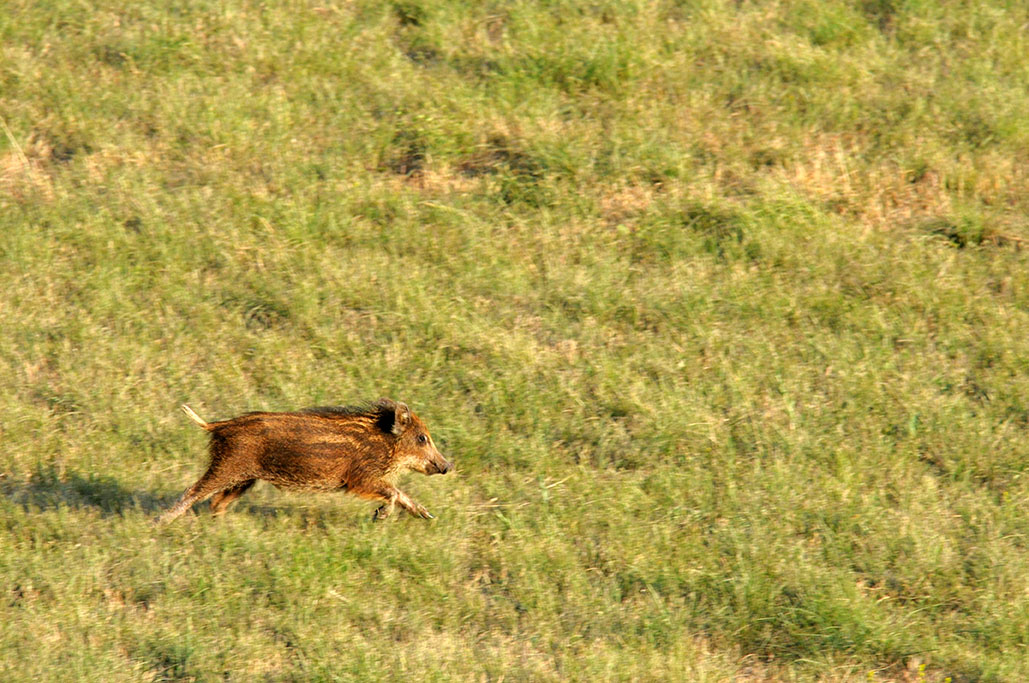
(2, 1), (1028, 679)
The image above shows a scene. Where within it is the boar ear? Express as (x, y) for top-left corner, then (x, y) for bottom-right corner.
(376, 398), (411, 435)
(391, 402), (412, 435)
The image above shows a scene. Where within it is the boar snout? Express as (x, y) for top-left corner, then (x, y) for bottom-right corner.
(426, 451), (452, 475)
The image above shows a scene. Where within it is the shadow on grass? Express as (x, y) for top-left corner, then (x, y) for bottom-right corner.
(0, 466), (335, 521)
(0, 466), (174, 517)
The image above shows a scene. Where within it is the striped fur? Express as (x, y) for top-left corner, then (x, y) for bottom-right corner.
(156, 398), (451, 524)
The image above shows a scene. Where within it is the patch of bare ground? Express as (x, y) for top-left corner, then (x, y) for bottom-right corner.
(778, 133), (1029, 237)
(599, 183), (660, 227)
(0, 130), (55, 204)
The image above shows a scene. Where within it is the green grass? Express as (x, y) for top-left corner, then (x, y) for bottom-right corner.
(2, 0), (1029, 679)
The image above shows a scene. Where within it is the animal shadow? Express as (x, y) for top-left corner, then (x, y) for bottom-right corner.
(1, 465), (173, 518)
(1, 465), (336, 522)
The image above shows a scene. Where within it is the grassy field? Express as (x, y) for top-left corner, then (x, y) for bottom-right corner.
(2, 0), (1029, 679)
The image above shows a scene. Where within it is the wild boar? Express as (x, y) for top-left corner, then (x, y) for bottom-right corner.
(155, 398), (451, 524)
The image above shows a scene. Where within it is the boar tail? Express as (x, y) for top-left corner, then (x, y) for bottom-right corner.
(181, 404), (213, 431)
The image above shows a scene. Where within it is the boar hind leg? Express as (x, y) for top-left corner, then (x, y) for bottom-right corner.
(371, 487), (433, 521)
(155, 469), (249, 524)
(210, 479), (256, 516)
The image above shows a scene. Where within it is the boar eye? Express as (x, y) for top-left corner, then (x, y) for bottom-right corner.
(417, 434), (428, 444)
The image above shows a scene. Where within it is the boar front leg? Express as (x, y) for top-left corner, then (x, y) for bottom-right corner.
(371, 486), (434, 521)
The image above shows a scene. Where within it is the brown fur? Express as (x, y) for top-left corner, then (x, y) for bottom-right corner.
(155, 398), (452, 524)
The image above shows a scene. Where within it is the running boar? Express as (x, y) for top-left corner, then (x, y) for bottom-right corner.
(155, 398), (451, 524)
